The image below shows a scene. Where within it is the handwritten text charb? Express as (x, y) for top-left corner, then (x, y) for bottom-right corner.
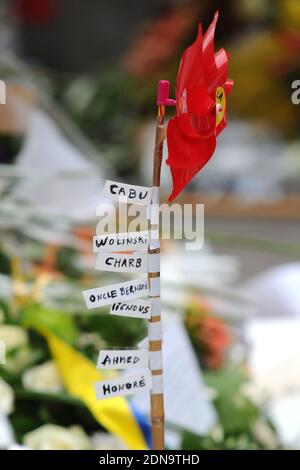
(95, 252), (148, 273)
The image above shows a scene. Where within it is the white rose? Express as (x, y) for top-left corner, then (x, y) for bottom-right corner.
(24, 424), (92, 450)
(251, 417), (279, 449)
(8, 444), (30, 450)
(22, 361), (63, 393)
(92, 432), (128, 450)
(5, 347), (34, 375)
(0, 325), (28, 351)
(0, 415), (14, 449)
(0, 377), (14, 415)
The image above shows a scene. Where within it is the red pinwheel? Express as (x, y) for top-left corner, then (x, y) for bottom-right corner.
(166, 11), (234, 201)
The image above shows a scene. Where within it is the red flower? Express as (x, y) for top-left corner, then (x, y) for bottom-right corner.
(198, 315), (231, 369)
(186, 308), (232, 370)
(12, 0), (57, 25)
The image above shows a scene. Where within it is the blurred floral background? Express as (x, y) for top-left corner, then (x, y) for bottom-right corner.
(0, 0), (300, 450)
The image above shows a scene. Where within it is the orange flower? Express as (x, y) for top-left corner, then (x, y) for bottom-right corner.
(122, 4), (199, 77)
(199, 316), (231, 369)
(186, 310), (231, 370)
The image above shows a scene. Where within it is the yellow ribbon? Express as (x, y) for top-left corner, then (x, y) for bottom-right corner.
(46, 331), (148, 450)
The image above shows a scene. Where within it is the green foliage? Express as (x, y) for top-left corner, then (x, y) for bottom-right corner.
(0, 298), (11, 323)
(20, 303), (79, 344)
(181, 430), (261, 450)
(0, 250), (11, 275)
(78, 312), (147, 349)
(10, 389), (101, 443)
(204, 368), (259, 435)
(56, 247), (84, 280)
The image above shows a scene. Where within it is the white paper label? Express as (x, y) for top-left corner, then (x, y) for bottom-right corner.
(95, 252), (148, 273)
(93, 231), (149, 253)
(109, 299), (152, 319)
(97, 349), (148, 370)
(102, 180), (152, 205)
(82, 278), (149, 309)
(94, 370), (151, 399)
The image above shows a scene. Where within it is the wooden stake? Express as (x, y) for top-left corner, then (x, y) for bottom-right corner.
(148, 100), (166, 450)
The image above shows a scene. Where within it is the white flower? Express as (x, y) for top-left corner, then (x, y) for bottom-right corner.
(0, 377), (14, 415)
(91, 432), (128, 450)
(251, 417), (279, 449)
(8, 444), (30, 450)
(0, 415), (14, 449)
(22, 361), (63, 393)
(5, 347), (34, 375)
(0, 325), (28, 351)
(24, 425), (92, 450)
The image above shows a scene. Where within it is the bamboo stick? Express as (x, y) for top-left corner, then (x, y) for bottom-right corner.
(148, 98), (166, 450)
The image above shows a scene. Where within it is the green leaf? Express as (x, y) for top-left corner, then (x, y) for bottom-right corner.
(20, 303), (79, 343)
(204, 368), (246, 394)
(56, 247), (84, 280)
(79, 313), (147, 348)
(181, 431), (220, 450)
(215, 392), (259, 435)
(14, 388), (84, 408)
(10, 388), (102, 441)
(0, 298), (11, 323)
(204, 369), (259, 435)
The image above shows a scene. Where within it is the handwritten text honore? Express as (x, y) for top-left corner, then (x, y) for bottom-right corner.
(95, 371), (151, 399)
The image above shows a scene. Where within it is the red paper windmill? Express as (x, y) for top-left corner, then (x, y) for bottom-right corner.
(166, 11), (234, 202)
